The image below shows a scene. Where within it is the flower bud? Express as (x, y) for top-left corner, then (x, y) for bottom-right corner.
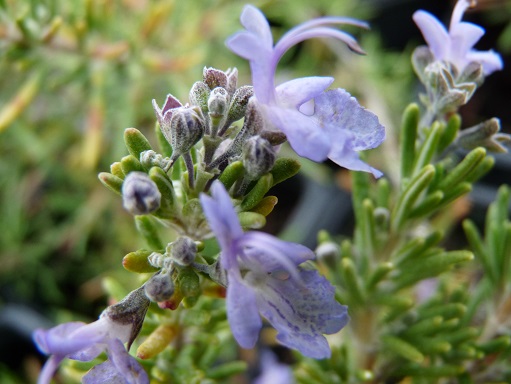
(122, 172), (161, 215)
(225, 67), (238, 95)
(412, 46), (434, 84)
(169, 236), (197, 266)
(152, 94), (183, 141)
(169, 107), (205, 159)
(140, 150), (165, 170)
(189, 81), (210, 114)
(203, 67), (228, 90)
(144, 271), (175, 303)
(459, 61), (484, 86)
(227, 85), (254, 123)
(242, 136), (276, 180)
(456, 118), (510, 153)
(208, 87), (230, 120)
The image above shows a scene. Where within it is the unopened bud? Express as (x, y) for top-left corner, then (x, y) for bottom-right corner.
(152, 94), (183, 141)
(227, 85), (254, 123)
(412, 46), (434, 84)
(459, 61), (484, 85)
(456, 118), (510, 153)
(169, 236), (197, 266)
(208, 87), (230, 119)
(316, 242), (340, 269)
(169, 107), (205, 160)
(140, 150), (166, 170)
(189, 81), (210, 113)
(144, 271), (175, 302)
(203, 67), (228, 90)
(122, 172), (161, 215)
(225, 67), (238, 95)
(242, 136), (276, 180)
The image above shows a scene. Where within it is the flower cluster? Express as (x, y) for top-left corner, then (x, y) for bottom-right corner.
(412, 0), (503, 126)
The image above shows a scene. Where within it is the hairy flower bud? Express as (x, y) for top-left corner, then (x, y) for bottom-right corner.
(140, 149), (168, 170)
(189, 81), (210, 114)
(225, 67), (238, 95)
(208, 87), (230, 119)
(169, 236), (197, 266)
(227, 85), (254, 123)
(152, 94), (183, 136)
(203, 67), (228, 90)
(456, 118), (511, 153)
(242, 136), (276, 180)
(122, 172), (161, 215)
(169, 106), (205, 159)
(144, 271), (175, 303)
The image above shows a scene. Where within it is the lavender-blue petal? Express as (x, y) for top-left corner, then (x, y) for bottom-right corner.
(275, 77), (333, 108)
(254, 351), (295, 384)
(255, 269), (349, 359)
(240, 231), (314, 272)
(328, 139), (383, 178)
(227, 274), (262, 349)
(37, 355), (64, 384)
(314, 89), (385, 151)
(200, 181), (243, 270)
(33, 322), (103, 357)
(83, 360), (126, 384)
(107, 338), (149, 384)
(239, 5), (273, 50)
(412, 10), (449, 59)
(466, 50), (504, 75)
(265, 104), (330, 162)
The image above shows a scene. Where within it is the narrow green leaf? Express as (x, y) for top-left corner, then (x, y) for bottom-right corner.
(393, 251), (473, 290)
(206, 361), (248, 380)
(400, 103), (419, 180)
(149, 166), (178, 218)
(465, 156), (494, 183)
(238, 211), (266, 229)
(437, 147), (486, 191)
(241, 173), (273, 211)
(411, 122), (442, 177)
(437, 113), (461, 153)
(367, 262), (393, 291)
(110, 162), (125, 179)
(98, 172), (123, 195)
(477, 335), (511, 354)
(270, 157), (301, 186)
(402, 316), (444, 337)
(123, 249), (159, 273)
(418, 303), (467, 320)
(376, 177), (391, 208)
(135, 216), (164, 250)
(124, 127), (153, 159)
(409, 190), (444, 218)
(218, 161), (244, 190)
(121, 154), (145, 175)
(381, 335), (424, 363)
(392, 165), (436, 231)
(397, 364), (464, 377)
(341, 258), (366, 303)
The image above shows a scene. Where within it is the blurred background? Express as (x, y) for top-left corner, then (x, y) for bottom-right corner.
(0, 0), (509, 382)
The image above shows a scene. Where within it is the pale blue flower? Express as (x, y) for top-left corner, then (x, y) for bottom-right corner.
(33, 315), (148, 384)
(200, 181), (349, 359)
(226, 5), (385, 177)
(253, 351), (295, 384)
(413, 0), (503, 75)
